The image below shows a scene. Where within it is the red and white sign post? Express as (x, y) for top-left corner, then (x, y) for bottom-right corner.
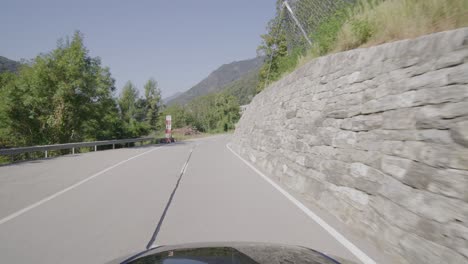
(165, 115), (172, 143)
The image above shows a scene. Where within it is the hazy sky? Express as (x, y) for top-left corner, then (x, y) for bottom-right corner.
(0, 0), (275, 97)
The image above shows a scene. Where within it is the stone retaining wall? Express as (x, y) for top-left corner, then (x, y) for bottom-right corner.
(232, 28), (468, 263)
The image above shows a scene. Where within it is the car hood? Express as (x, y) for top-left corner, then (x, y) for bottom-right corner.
(107, 242), (357, 264)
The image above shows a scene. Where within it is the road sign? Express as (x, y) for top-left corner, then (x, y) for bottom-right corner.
(165, 115), (172, 139)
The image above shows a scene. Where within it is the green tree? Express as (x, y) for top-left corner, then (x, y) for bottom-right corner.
(118, 81), (149, 137)
(160, 104), (192, 129)
(257, 32), (288, 93)
(0, 31), (119, 146)
(213, 93), (240, 132)
(256, 3), (289, 93)
(0, 71), (16, 89)
(144, 78), (162, 131)
(255, 0), (351, 94)
(186, 93), (240, 132)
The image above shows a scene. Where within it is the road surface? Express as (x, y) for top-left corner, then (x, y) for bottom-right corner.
(0, 135), (383, 263)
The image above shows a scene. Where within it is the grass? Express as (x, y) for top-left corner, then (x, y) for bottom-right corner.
(336, 0), (468, 50)
(296, 0), (468, 68)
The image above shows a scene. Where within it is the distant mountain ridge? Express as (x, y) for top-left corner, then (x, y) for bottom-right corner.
(0, 56), (21, 73)
(167, 56), (264, 105)
(163, 91), (183, 104)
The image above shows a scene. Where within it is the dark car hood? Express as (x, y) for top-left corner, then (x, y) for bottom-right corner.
(107, 242), (357, 264)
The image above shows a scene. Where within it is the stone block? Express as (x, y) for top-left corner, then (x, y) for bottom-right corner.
(336, 149), (382, 169)
(416, 102), (468, 129)
(302, 134), (323, 146)
(285, 109), (297, 119)
(304, 155), (324, 170)
(321, 118), (343, 128)
(450, 120), (468, 147)
(332, 130), (357, 148)
(412, 85), (468, 106)
(435, 49), (468, 70)
(381, 155), (468, 199)
(379, 173), (468, 223)
(341, 114), (383, 131)
(399, 230), (467, 264)
(382, 108), (419, 129)
(316, 127), (338, 146)
(361, 90), (416, 114)
(381, 155), (413, 180)
(307, 145), (337, 159)
(329, 185), (370, 209)
(320, 159), (349, 179)
(397, 67), (450, 91)
(447, 63), (468, 84)
(417, 129), (454, 144)
(348, 162), (384, 194)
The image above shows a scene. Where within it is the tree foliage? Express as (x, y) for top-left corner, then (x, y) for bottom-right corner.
(0, 32), (122, 146)
(0, 32), (164, 148)
(160, 104), (192, 129)
(256, 0), (353, 93)
(223, 70), (259, 105)
(144, 78), (162, 130)
(0, 31), (240, 148)
(118, 81), (148, 137)
(256, 3), (290, 93)
(161, 93), (240, 133)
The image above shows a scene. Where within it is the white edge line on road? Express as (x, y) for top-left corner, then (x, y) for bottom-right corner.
(0, 146), (161, 226)
(226, 143), (376, 264)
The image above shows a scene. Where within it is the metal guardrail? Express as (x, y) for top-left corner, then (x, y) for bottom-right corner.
(0, 136), (155, 157)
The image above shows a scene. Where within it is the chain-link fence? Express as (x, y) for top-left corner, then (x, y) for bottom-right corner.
(282, 0), (353, 51)
(257, 0), (356, 91)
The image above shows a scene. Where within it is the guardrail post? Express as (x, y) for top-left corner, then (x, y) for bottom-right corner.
(72, 148), (75, 155)
(45, 150), (48, 158)
(112, 144), (115, 149)
(94, 145), (97, 152)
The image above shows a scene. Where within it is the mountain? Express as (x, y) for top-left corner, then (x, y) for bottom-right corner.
(167, 56), (264, 105)
(163, 91), (183, 104)
(0, 56), (21, 73)
(222, 69), (259, 105)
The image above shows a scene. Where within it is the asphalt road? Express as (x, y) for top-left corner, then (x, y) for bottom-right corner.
(0, 135), (382, 263)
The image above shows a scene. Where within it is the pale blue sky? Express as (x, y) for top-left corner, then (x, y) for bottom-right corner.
(0, 0), (275, 97)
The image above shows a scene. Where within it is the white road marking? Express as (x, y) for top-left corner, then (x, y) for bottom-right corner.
(226, 143), (376, 264)
(179, 148), (193, 175)
(0, 147), (161, 225)
(147, 146), (194, 249)
(182, 161), (189, 175)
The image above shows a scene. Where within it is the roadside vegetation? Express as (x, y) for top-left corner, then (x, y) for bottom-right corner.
(0, 31), (241, 155)
(257, 0), (468, 92)
(0, 32), (163, 149)
(161, 93), (240, 134)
